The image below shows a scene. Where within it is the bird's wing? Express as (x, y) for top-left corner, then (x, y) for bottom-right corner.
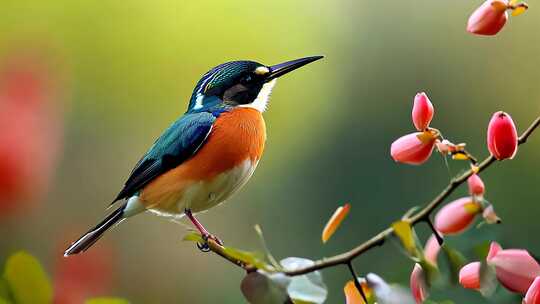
(112, 111), (216, 203)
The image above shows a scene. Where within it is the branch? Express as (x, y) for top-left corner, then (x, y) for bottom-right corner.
(203, 115), (540, 277)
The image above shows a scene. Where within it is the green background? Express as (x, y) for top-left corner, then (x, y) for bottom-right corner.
(1, 0), (539, 302)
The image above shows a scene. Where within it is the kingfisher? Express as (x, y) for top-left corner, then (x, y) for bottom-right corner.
(65, 56), (323, 256)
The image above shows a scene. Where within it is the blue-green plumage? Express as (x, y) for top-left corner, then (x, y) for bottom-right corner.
(113, 112), (216, 202)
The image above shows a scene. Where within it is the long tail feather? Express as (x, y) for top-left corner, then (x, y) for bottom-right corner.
(64, 204), (125, 256)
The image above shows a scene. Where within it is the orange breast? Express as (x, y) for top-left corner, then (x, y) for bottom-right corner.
(140, 107), (266, 209)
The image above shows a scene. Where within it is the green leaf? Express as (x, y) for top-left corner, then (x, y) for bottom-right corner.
(240, 271), (290, 304)
(85, 298), (130, 304)
(423, 300), (455, 304)
(222, 246), (269, 271)
(182, 232), (204, 243)
(441, 245), (466, 285)
(0, 278), (11, 302)
(418, 258), (439, 285)
(391, 220), (418, 257)
(0, 298), (11, 304)
(281, 258), (327, 304)
(4, 251), (52, 304)
(479, 261), (497, 297)
(254, 224), (280, 269)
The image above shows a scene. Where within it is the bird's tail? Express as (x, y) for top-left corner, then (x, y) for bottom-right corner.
(64, 204), (126, 256)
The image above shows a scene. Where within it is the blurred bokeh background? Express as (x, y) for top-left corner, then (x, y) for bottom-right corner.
(0, 0), (539, 303)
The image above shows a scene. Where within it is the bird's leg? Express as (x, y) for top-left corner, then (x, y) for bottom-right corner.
(184, 209), (224, 252)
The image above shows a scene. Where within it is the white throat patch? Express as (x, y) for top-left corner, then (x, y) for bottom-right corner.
(240, 79), (277, 112)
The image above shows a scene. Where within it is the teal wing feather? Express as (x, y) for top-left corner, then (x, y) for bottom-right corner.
(112, 112), (216, 203)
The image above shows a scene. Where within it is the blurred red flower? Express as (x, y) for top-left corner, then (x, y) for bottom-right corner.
(0, 50), (63, 216)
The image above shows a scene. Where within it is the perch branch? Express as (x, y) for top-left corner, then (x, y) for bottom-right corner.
(202, 115), (540, 277)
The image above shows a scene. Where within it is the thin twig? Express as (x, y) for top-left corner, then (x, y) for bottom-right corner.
(347, 262), (368, 303)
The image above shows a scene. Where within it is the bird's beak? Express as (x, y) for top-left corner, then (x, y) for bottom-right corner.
(266, 55), (324, 81)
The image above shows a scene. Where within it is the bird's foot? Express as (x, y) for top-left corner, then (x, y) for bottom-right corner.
(196, 233), (224, 252)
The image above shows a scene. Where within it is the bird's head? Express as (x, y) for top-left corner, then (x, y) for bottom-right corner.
(187, 56), (323, 113)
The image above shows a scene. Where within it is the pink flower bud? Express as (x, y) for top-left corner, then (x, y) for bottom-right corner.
(487, 242), (540, 294)
(487, 242), (502, 262)
(487, 111), (518, 160)
(482, 204), (502, 224)
(391, 131), (437, 165)
(424, 234), (441, 266)
(412, 92), (434, 131)
(410, 264), (428, 304)
(434, 197), (481, 235)
(524, 277), (540, 304)
(467, 0), (509, 36)
(459, 262), (482, 290)
(468, 174), (485, 196)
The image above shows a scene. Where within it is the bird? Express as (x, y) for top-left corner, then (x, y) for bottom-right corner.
(64, 56), (323, 256)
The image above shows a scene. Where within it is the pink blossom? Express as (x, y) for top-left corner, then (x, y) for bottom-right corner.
(424, 234), (441, 266)
(467, 0), (509, 36)
(412, 92), (434, 131)
(390, 131), (437, 165)
(524, 277), (540, 304)
(434, 197), (481, 235)
(487, 242), (540, 294)
(410, 264), (428, 304)
(468, 174), (485, 196)
(487, 111), (518, 160)
(487, 242), (502, 261)
(459, 262), (482, 290)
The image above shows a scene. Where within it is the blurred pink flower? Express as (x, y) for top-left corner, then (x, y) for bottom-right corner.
(487, 242), (540, 294)
(434, 197), (481, 235)
(410, 263), (428, 304)
(524, 277), (540, 304)
(391, 131), (437, 165)
(467, 0), (508, 35)
(0, 51), (63, 217)
(487, 111), (518, 160)
(467, 174), (485, 196)
(459, 262), (482, 290)
(412, 92), (434, 131)
(424, 234), (441, 266)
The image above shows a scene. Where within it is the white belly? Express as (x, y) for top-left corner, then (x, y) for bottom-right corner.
(148, 159), (258, 218)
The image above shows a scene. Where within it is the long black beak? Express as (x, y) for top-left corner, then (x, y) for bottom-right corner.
(266, 55), (324, 81)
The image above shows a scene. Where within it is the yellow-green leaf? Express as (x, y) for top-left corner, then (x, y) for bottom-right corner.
(222, 246), (269, 270)
(391, 220), (417, 256)
(182, 232), (204, 243)
(85, 298), (130, 304)
(4, 251), (52, 304)
(0, 278), (10, 301)
(512, 5), (528, 16)
(322, 203), (350, 243)
(0, 298), (10, 304)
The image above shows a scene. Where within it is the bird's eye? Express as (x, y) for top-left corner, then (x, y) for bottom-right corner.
(241, 75), (253, 84)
